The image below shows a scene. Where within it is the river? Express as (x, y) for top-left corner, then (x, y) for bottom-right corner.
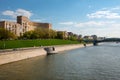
(0, 43), (120, 80)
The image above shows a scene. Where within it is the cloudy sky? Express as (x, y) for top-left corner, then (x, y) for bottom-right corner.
(1, 0), (120, 37)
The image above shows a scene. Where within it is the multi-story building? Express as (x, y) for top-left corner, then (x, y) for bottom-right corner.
(91, 35), (97, 40)
(67, 32), (74, 37)
(83, 35), (93, 40)
(0, 16), (52, 36)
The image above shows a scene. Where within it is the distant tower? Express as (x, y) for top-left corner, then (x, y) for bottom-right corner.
(17, 16), (30, 35)
(17, 16), (29, 25)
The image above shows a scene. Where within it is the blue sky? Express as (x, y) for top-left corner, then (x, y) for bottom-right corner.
(1, 0), (120, 37)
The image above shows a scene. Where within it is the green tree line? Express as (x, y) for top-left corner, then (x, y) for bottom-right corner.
(22, 28), (57, 39)
(0, 27), (80, 41)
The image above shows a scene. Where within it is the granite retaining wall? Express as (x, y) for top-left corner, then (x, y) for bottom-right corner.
(0, 44), (92, 65)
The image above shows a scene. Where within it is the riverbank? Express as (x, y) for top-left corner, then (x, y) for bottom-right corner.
(0, 44), (92, 65)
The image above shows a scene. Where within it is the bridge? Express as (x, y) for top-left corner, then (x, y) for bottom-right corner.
(93, 38), (120, 46)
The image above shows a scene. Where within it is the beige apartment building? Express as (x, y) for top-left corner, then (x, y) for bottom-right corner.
(0, 16), (52, 36)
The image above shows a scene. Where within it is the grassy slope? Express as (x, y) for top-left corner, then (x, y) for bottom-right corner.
(0, 39), (81, 49)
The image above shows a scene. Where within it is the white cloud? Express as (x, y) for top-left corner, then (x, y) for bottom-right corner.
(87, 10), (120, 19)
(58, 20), (120, 37)
(111, 6), (120, 10)
(32, 18), (46, 22)
(59, 21), (115, 28)
(32, 19), (42, 22)
(87, 7), (120, 19)
(0, 18), (16, 22)
(2, 9), (32, 18)
(75, 21), (104, 27)
(59, 22), (74, 25)
(15, 9), (32, 18)
(2, 10), (14, 17)
(58, 7), (120, 37)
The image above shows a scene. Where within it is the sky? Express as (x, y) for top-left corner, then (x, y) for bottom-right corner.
(1, 0), (120, 37)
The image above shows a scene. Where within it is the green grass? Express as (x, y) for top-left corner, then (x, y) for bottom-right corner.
(0, 39), (81, 49)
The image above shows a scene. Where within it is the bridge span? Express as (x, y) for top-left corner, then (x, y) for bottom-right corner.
(93, 38), (120, 46)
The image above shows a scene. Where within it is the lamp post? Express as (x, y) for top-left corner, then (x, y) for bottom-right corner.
(3, 41), (5, 49)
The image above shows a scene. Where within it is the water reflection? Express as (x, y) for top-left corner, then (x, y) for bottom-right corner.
(0, 43), (120, 80)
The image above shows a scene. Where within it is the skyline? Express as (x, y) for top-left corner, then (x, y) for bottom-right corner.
(1, 0), (120, 37)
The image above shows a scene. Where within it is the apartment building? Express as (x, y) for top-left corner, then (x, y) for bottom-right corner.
(0, 16), (52, 36)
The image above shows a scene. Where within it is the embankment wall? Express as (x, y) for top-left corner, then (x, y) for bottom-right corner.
(0, 44), (92, 65)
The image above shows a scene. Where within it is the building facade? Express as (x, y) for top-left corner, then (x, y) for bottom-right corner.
(0, 16), (52, 36)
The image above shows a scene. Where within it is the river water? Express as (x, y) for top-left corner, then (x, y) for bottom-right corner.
(0, 43), (120, 80)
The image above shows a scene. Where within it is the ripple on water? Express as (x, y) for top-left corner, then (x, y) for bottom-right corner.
(0, 43), (120, 80)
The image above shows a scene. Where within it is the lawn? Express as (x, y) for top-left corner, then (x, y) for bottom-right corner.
(0, 39), (81, 49)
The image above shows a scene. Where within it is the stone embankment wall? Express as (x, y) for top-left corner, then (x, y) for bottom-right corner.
(55, 44), (91, 52)
(0, 48), (46, 65)
(0, 44), (92, 65)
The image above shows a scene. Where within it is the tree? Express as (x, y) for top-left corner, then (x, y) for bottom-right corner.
(22, 28), (57, 39)
(22, 30), (34, 39)
(34, 28), (57, 39)
(34, 28), (47, 39)
(48, 29), (57, 39)
(56, 31), (67, 39)
(0, 28), (17, 40)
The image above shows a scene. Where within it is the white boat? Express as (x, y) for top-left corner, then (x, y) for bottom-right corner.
(44, 47), (57, 55)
